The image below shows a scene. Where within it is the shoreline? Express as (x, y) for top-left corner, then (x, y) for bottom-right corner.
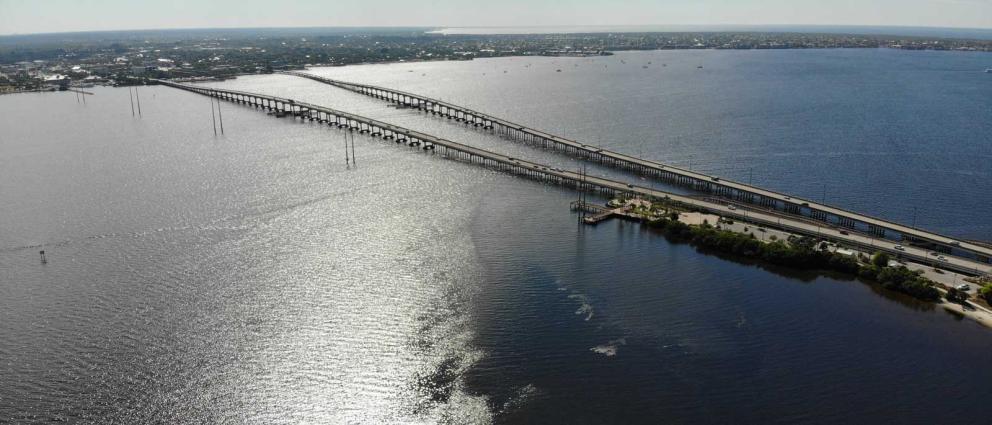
(7, 45), (991, 94)
(600, 201), (992, 330)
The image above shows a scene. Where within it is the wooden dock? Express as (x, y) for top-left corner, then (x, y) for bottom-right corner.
(570, 201), (623, 224)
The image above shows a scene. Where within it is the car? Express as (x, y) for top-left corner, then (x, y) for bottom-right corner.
(894, 245), (905, 251)
(937, 256), (947, 262)
(956, 284), (971, 291)
(784, 196), (791, 200)
(949, 241), (961, 246)
(839, 230), (849, 235)
(929, 252), (939, 256)
(627, 184), (634, 188)
(727, 205), (737, 210)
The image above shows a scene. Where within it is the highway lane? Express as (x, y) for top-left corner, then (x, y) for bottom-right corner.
(284, 71), (992, 262)
(162, 80), (992, 277)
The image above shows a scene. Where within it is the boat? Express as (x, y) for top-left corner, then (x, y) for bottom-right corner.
(986, 68), (992, 73)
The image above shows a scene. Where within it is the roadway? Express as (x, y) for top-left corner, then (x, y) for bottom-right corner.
(160, 79), (992, 277)
(283, 71), (992, 262)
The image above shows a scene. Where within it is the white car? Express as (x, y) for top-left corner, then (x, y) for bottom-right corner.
(727, 205), (737, 211)
(956, 284), (971, 291)
(894, 245), (905, 251)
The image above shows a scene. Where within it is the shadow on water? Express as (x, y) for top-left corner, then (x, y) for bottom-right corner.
(412, 356), (461, 410)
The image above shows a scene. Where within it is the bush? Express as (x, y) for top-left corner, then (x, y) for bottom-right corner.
(875, 266), (940, 301)
(644, 215), (941, 302)
(858, 265), (879, 280)
(945, 287), (967, 303)
(980, 285), (992, 304)
(871, 251), (890, 268)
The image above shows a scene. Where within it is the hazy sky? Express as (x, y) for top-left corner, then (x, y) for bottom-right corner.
(1, 0), (990, 35)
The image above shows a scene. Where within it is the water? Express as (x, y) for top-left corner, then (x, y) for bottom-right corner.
(430, 25), (992, 40)
(1, 49), (991, 423)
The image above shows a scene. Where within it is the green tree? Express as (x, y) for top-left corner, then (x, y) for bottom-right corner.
(871, 251), (890, 268)
(945, 287), (967, 303)
(980, 285), (992, 304)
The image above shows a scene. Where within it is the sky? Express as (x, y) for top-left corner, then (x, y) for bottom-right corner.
(0, 0), (990, 35)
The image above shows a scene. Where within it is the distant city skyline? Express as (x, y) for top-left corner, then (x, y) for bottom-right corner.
(1, 0), (990, 36)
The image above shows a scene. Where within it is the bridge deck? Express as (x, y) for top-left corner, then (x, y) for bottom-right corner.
(155, 80), (992, 277)
(283, 71), (992, 262)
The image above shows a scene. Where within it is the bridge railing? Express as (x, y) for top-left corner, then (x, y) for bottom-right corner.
(277, 71), (991, 261)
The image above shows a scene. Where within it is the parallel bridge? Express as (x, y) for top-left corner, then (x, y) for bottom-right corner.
(154, 80), (992, 276)
(282, 71), (992, 264)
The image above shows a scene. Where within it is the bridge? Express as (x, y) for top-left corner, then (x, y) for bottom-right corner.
(282, 71), (992, 265)
(155, 79), (991, 277)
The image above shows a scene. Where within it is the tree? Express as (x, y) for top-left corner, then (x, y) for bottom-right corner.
(945, 287), (967, 303)
(871, 251), (890, 268)
(980, 285), (992, 304)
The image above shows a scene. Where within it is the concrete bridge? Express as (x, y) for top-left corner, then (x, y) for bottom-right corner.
(155, 79), (991, 276)
(282, 71), (992, 265)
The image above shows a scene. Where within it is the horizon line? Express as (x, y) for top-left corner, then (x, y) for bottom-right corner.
(3, 23), (992, 38)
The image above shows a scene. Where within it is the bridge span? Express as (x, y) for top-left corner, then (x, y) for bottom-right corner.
(155, 79), (991, 276)
(282, 71), (992, 264)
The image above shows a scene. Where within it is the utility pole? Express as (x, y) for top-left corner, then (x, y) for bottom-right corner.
(577, 165), (586, 224)
(215, 98), (224, 134)
(350, 131), (356, 164)
(210, 98), (217, 136)
(582, 164), (587, 220)
(344, 131), (350, 164)
(135, 85), (142, 116)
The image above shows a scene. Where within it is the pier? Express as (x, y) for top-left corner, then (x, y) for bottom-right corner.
(571, 201), (622, 224)
(283, 71), (992, 265)
(154, 80), (992, 277)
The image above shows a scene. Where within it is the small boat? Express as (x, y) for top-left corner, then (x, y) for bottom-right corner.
(556, 69), (562, 72)
(986, 68), (992, 73)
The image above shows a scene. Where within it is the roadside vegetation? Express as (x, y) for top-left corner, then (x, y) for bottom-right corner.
(980, 284), (992, 304)
(644, 214), (942, 302)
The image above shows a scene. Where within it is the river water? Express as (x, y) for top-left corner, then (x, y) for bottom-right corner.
(1, 49), (991, 423)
